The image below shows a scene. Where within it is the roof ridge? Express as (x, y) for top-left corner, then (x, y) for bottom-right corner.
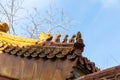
(0, 32), (85, 59)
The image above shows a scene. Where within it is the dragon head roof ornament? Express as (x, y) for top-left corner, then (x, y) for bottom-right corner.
(39, 31), (53, 42)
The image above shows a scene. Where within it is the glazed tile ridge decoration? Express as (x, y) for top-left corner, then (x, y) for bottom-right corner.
(0, 22), (84, 59)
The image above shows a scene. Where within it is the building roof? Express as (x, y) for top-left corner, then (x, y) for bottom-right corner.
(0, 28), (99, 80)
(76, 65), (120, 80)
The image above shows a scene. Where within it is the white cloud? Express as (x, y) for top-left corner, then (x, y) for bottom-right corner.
(90, 0), (120, 8)
(101, 0), (120, 8)
(23, 0), (52, 10)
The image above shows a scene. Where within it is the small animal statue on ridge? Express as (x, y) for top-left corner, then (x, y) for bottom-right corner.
(55, 34), (61, 43)
(39, 31), (53, 43)
(0, 22), (9, 33)
(62, 35), (68, 43)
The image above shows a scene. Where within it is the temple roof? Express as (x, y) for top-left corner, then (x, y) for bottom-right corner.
(76, 65), (120, 80)
(0, 27), (100, 80)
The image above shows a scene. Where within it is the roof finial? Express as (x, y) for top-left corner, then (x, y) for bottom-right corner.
(0, 22), (9, 33)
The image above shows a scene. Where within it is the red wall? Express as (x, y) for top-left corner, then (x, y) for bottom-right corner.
(0, 77), (11, 80)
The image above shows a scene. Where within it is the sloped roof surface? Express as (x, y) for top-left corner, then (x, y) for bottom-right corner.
(76, 65), (120, 80)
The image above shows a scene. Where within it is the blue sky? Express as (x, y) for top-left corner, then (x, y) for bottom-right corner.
(31, 0), (120, 69)
(1, 0), (120, 69)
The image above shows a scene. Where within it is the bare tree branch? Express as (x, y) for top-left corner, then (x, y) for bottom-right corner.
(0, 0), (24, 34)
(23, 5), (76, 38)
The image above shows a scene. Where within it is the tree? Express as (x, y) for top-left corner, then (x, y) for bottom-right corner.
(24, 6), (75, 39)
(0, 0), (77, 39)
(0, 0), (24, 34)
